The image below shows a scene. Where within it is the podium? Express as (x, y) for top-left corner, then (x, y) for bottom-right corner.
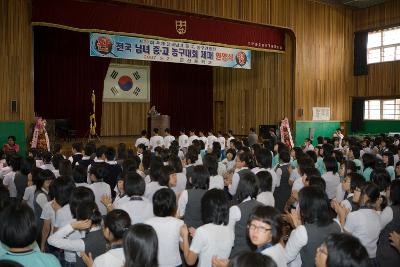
(147, 115), (170, 136)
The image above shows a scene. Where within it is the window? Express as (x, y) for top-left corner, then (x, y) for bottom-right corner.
(364, 99), (400, 120)
(367, 26), (400, 64)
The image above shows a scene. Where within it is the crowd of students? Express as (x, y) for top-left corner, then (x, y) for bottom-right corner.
(0, 127), (399, 267)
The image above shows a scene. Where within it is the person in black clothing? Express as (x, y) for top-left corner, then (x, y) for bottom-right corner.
(104, 146), (122, 198)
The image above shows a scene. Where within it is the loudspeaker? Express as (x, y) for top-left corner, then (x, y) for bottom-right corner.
(259, 125), (277, 139)
(11, 100), (17, 113)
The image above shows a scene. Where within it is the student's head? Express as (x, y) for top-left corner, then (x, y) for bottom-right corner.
(123, 224), (158, 267)
(201, 189), (229, 226)
(158, 165), (177, 187)
(69, 186), (95, 218)
(349, 146), (361, 160)
(305, 138), (312, 144)
(203, 154), (218, 176)
(297, 156), (315, 176)
(305, 150), (317, 163)
(342, 173), (365, 194)
(103, 209), (131, 242)
(389, 179), (400, 206)
(42, 152), (52, 164)
(153, 128), (159, 135)
(51, 153), (64, 170)
(279, 150), (290, 164)
(168, 155), (183, 173)
(72, 142), (83, 153)
(0, 203), (37, 249)
(152, 188), (176, 217)
(190, 165), (209, 190)
(141, 129), (147, 137)
(75, 201), (102, 227)
(248, 206), (282, 247)
(236, 151), (253, 168)
(315, 233), (369, 267)
(0, 260), (23, 267)
(308, 176), (326, 192)
(7, 136), (16, 146)
(359, 182), (380, 208)
(228, 252), (277, 267)
(84, 143), (96, 157)
(105, 146), (116, 161)
(317, 136), (324, 145)
(362, 153), (376, 170)
(72, 164), (87, 183)
(0, 184), (10, 213)
(382, 151), (394, 166)
(255, 148), (271, 168)
(9, 155), (21, 171)
(164, 128), (170, 134)
(19, 157), (34, 176)
(36, 169), (56, 192)
(321, 143), (334, 158)
(339, 160), (357, 178)
(124, 172), (146, 197)
(186, 149), (198, 165)
(371, 168), (391, 192)
(89, 165), (108, 182)
(59, 159), (72, 177)
(149, 158), (163, 182)
(96, 145), (107, 160)
(298, 186), (332, 226)
(256, 171), (272, 193)
(225, 148), (236, 161)
(236, 173), (258, 203)
(323, 156), (338, 174)
(49, 176), (75, 207)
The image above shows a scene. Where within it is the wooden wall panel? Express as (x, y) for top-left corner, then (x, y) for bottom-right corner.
(353, 0), (400, 99)
(0, 0), (34, 130)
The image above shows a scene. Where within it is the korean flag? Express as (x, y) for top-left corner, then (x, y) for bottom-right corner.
(103, 63), (150, 102)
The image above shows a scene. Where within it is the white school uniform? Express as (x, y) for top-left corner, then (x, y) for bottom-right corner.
(209, 175), (224, 190)
(144, 182), (167, 202)
(199, 136), (208, 148)
(322, 171), (341, 199)
(188, 134), (199, 145)
(335, 183), (346, 202)
(150, 135), (164, 151)
(228, 167), (249, 196)
(262, 243), (287, 267)
(218, 136), (226, 150)
(145, 216), (184, 267)
(89, 182), (111, 216)
(41, 201), (56, 228)
(257, 192), (275, 207)
(23, 185), (36, 209)
(114, 196), (154, 224)
(252, 167), (278, 193)
(179, 134), (189, 148)
(0, 166), (12, 180)
(207, 135), (218, 149)
(171, 172), (187, 195)
(190, 223), (234, 267)
(135, 137), (150, 148)
(3, 171), (17, 198)
(93, 247), (125, 267)
(86, 158), (105, 184)
(163, 135), (175, 149)
(226, 136), (234, 148)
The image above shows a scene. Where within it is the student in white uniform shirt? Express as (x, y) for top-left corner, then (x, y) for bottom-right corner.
(333, 182), (382, 263)
(256, 171), (275, 207)
(40, 152), (55, 171)
(2, 154), (20, 199)
(145, 188), (184, 267)
(80, 209), (131, 267)
(199, 131), (208, 148)
(321, 156), (341, 200)
(252, 148), (278, 193)
(207, 131), (218, 149)
(226, 130), (235, 148)
(88, 165), (111, 216)
(163, 128), (175, 149)
(217, 131), (226, 154)
(86, 146), (107, 184)
(149, 128), (164, 152)
(188, 130), (199, 145)
(144, 160), (169, 201)
(203, 154), (224, 190)
(228, 151), (253, 196)
(178, 129), (189, 150)
(168, 155), (187, 195)
(32, 170), (55, 233)
(181, 189), (234, 267)
(135, 129), (150, 148)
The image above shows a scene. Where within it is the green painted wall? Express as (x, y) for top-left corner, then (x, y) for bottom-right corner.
(0, 121), (26, 156)
(347, 120), (400, 135)
(295, 121), (340, 146)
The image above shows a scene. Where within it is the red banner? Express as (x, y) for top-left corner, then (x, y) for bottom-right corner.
(32, 0), (285, 52)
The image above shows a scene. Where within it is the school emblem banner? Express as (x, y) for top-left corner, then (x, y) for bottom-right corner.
(103, 64), (150, 102)
(90, 33), (251, 69)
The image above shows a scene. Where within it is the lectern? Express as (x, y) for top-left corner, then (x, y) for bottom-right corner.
(148, 115), (170, 136)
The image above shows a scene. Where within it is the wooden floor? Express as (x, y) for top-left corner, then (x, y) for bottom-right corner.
(57, 136), (139, 157)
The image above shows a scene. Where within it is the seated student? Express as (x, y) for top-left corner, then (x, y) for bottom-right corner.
(322, 156), (340, 200)
(362, 153), (375, 181)
(383, 151), (396, 180)
(88, 166), (111, 216)
(68, 143), (83, 167)
(135, 130), (150, 148)
(338, 160), (357, 182)
(253, 148), (278, 193)
(48, 201), (106, 267)
(228, 151), (253, 197)
(338, 173), (366, 212)
(229, 173), (264, 257)
(144, 160), (169, 201)
(377, 179), (400, 266)
(333, 182), (381, 262)
(2, 136), (20, 155)
(145, 188), (184, 267)
(273, 150), (291, 212)
(168, 155), (187, 195)
(228, 251), (277, 267)
(222, 148), (236, 173)
(14, 157), (34, 201)
(81, 209), (131, 267)
(3, 155), (21, 199)
(77, 143), (95, 169)
(203, 154), (224, 190)
(0, 203), (61, 266)
(123, 223), (158, 267)
(111, 172), (154, 224)
(86, 145), (107, 184)
(181, 189), (234, 267)
(315, 233), (369, 267)
(178, 165), (209, 229)
(73, 165), (90, 188)
(104, 146), (122, 198)
(256, 171), (275, 207)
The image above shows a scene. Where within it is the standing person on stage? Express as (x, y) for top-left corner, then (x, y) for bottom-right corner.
(188, 130), (199, 145)
(217, 131), (226, 159)
(207, 131), (218, 150)
(199, 131), (208, 149)
(226, 130), (235, 148)
(163, 128), (175, 149)
(149, 128), (164, 152)
(248, 128), (258, 147)
(179, 129), (189, 152)
(135, 130), (150, 148)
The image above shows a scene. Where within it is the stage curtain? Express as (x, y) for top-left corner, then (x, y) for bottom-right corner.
(34, 26), (110, 136)
(150, 62), (213, 135)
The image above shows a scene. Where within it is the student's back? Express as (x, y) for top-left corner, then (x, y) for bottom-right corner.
(0, 251), (61, 267)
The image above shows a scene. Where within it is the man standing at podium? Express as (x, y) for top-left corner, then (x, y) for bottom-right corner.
(148, 106), (160, 117)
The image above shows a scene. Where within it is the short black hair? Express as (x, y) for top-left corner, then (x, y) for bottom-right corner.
(279, 150), (290, 163)
(0, 260), (23, 267)
(371, 169), (391, 192)
(84, 142), (96, 156)
(106, 146), (116, 161)
(190, 165), (209, 190)
(124, 172), (146, 197)
(50, 176), (76, 207)
(237, 151), (253, 167)
(256, 171), (272, 192)
(69, 186), (95, 218)
(324, 156), (338, 174)
(248, 206), (283, 244)
(362, 153), (376, 170)
(141, 129), (147, 136)
(149, 158), (163, 182)
(325, 233), (369, 267)
(236, 172), (258, 203)
(42, 151), (52, 163)
(390, 179), (400, 205)
(305, 150), (317, 163)
(350, 146), (361, 159)
(76, 201), (102, 225)
(96, 145), (107, 158)
(203, 154), (218, 176)
(158, 165), (175, 187)
(225, 148), (237, 160)
(168, 155), (183, 173)
(201, 189), (229, 225)
(152, 188), (176, 217)
(322, 143), (334, 158)
(0, 203), (37, 248)
(347, 173), (366, 192)
(104, 209), (131, 240)
(255, 148), (271, 168)
(299, 186), (332, 226)
(36, 169), (56, 192)
(228, 251), (277, 267)
(153, 128), (159, 134)
(7, 136), (16, 142)
(73, 164), (87, 183)
(308, 176), (326, 191)
(59, 159), (72, 177)
(89, 164), (109, 181)
(51, 153), (64, 170)
(20, 157), (34, 176)
(72, 142), (83, 152)
(383, 151), (394, 166)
